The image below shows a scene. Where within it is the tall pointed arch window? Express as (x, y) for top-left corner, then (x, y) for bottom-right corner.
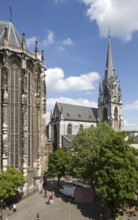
(67, 124), (72, 135)
(114, 107), (118, 120)
(104, 85), (108, 96)
(103, 107), (108, 121)
(10, 67), (20, 168)
(114, 107), (118, 131)
(54, 124), (58, 150)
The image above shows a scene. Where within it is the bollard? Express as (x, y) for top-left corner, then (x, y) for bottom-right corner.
(36, 213), (39, 220)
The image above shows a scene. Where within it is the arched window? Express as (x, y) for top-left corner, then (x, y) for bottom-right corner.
(104, 85), (108, 96)
(54, 124), (58, 150)
(79, 124), (83, 131)
(114, 107), (118, 120)
(67, 124), (72, 134)
(103, 108), (108, 121)
(114, 107), (118, 131)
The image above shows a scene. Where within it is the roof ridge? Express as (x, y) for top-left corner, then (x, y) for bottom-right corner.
(57, 102), (97, 109)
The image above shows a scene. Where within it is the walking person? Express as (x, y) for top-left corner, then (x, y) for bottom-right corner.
(8, 204), (13, 215)
(13, 203), (17, 213)
(48, 195), (53, 204)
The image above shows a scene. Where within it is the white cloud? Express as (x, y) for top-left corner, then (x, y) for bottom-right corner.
(46, 97), (97, 124)
(56, 38), (73, 51)
(26, 36), (37, 47)
(123, 119), (137, 131)
(62, 38), (73, 46)
(82, 0), (138, 41)
(56, 45), (65, 52)
(46, 67), (100, 92)
(26, 31), (73, 51)
(42, 31), (55, 48)
(124, 100), (138, 111)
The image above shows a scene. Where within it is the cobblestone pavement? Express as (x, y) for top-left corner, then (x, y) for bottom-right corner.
(3, 191), (98, 220)
(121, 213), (138, 220)
(2, 190), (138, 220)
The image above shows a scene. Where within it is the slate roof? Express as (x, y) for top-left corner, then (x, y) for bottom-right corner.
(0, 21), (22, 48)
(57, 102), (98, 122)
(63, 135), (75, 142)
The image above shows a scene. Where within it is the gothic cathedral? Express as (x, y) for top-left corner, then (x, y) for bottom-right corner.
(0, 20), (47, 193)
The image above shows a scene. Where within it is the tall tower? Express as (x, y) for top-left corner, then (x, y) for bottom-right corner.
(0, 20), (47, 192)
(98, 31), (123, 131)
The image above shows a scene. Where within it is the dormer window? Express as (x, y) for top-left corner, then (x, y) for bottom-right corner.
(89, 115), (92, 119)
(78, 114), (82, 118)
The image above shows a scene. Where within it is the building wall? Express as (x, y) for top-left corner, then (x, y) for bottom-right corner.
(50, 118), (97, 148)
(0, 33), (47, 194)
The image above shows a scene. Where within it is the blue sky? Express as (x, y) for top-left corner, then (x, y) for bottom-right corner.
(0, 0), (138, 130)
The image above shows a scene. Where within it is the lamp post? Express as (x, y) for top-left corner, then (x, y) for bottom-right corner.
(0, 200), (3, 220)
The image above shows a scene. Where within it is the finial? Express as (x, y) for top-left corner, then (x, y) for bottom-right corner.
(4, 27), (8, 47)
(41, 50), (44, 65)
(22, 33), (26, 51)
(35, 41), (38, 59)
(22, 33), (25, 41)
(4, 27), (8, 38)
(10, 6), (12, 22)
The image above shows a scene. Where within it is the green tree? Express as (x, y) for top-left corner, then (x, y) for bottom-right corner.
(72, 123), (138, 219)
(47, 148), (72, 186)
(0, 167), (25, 200)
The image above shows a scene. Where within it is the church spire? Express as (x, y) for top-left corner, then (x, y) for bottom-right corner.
(105, 27), (115, 79)
(98, 27), (123, 131)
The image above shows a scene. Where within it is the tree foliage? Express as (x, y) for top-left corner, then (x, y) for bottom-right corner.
(72, 123), (138, 215)
(47, 148), (72, 186)
(0, 167), (25, 200)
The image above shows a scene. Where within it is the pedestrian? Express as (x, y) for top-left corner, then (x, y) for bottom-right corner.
(13, 203), (17, 212)
(49, 195), (53, 204)
(9, 204), (13, 210)
(36, 213), (39, 220)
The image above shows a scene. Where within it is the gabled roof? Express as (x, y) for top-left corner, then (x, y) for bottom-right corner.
(0, 21), (22, 48)
(56, 102), (98, 122)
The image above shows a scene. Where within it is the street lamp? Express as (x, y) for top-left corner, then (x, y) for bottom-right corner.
(0, 200), (3, 220)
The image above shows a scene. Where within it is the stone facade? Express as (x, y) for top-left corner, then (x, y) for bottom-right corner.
(0, 21), (47, 194)
(98, 34), (123, 131)
(47, 102), (97, 149)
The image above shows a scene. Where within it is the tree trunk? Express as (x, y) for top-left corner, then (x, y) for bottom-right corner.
(57, 175), (60, 187)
